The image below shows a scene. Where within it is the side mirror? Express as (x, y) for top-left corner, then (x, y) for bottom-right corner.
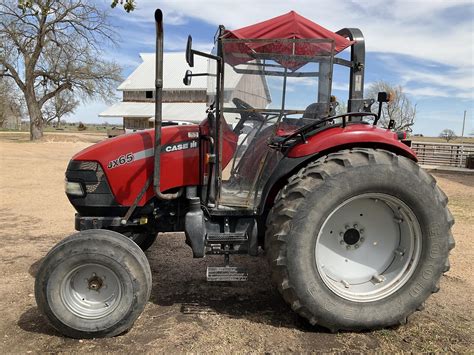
(377, 91), (393, 103)
(183, 70), (192, 86)
(186, 35), (194, 67)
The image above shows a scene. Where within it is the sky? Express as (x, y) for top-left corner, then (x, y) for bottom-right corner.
(72, 0), (474, 137)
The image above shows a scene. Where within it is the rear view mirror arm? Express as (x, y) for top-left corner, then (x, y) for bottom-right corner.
(191, 49), (221, 62)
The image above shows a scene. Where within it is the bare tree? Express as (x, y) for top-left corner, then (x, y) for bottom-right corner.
(1, 0), (122, 140)
(367, 81), (417, 132)
(42, 90), (78, 126)
(439, 129), (457, 142)
(0, 77), (24, 128)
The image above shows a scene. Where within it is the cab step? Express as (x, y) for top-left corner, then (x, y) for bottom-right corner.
(206, 232), (248, 244)
(206, 266), (248, 282)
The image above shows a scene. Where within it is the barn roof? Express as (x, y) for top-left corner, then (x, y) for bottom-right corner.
(117, 52), (209, 91)
(99, 102), (208, 123)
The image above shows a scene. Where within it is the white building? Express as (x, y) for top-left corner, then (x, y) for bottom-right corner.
(100, 52), (271, 130)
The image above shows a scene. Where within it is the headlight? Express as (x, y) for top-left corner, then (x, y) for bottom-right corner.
(65, 180), (85, 196)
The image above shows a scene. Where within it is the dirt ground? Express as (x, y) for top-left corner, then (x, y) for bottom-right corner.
(0, 133), (472, 353)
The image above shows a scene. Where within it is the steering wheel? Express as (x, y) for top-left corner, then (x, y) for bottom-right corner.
(232, 98), (266, 134)
(232, 98), (266, 122)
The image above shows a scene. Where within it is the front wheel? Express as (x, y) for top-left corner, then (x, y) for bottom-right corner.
(35, 230), (152, 338)
(266, 148), (455, 331)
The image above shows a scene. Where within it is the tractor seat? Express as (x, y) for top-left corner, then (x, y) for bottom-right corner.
(302, 103), (329, 120)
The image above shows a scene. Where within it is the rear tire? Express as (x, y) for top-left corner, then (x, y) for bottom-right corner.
(35, 229), (152, 338)
(266, 148), (454, 331)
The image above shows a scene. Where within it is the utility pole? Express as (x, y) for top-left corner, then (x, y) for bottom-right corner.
(461, 110), (466, 138)
(460, 110), (467, 145)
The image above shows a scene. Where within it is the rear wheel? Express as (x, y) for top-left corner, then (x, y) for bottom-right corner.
(266, 148), (454, 331)
(35, 229), (152, 338)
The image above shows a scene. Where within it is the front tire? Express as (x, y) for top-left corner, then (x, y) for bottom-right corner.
(125, 231), (157, 251)
(266, 148), (454, 331)
(35, 230), (152, 338)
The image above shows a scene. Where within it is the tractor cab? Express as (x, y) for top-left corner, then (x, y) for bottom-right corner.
(184, 11), (371, 213)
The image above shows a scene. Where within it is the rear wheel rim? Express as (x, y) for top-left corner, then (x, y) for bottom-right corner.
(60, 263), (123, 319)
(315, 193), (422, 303)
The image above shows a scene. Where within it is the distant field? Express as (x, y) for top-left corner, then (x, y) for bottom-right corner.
(412, 136), (474, 144)
(2, 126), (473, 144)
(0, 131), (106, 143)
(0, 124), (118, 133)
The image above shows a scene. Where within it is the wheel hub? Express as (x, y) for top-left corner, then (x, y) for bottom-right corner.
(343, 228), (360, 245)
(60, 263), (122, 319)
(315, 193), (422, 302)
(87, 275), (104, 291)
(339, 224), (365, 249)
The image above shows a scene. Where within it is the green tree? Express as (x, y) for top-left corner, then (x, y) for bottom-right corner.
(19, 0), (137, 12)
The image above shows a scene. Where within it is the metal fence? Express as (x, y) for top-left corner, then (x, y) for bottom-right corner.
(411, 141), (474, 168)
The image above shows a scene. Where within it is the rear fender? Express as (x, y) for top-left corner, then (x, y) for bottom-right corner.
(259, 124), (417, 215)
(286, 124), (417, 160)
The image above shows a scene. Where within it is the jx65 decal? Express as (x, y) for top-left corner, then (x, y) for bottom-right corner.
(107, 153), (134, 169)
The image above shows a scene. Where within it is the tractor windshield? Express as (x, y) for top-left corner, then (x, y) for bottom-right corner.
(213, 38), (336, 209)
(221, 38), (335, 122)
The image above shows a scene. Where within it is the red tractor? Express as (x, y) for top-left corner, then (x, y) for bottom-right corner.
(35, 10), (454, 338)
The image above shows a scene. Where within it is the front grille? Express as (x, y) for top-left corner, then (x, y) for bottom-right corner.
(66, 160), (109, 194)
(66, 160), (121, 215)
(78, 161), (98, 171)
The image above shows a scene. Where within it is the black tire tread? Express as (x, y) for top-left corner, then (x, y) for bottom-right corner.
(35, 230), (151, 338)
(266, 148), (454, 331)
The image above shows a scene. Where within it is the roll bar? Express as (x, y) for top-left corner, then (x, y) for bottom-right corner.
(335, 28), (367, 114)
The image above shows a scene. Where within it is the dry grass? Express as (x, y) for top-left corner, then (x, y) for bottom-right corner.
(412, 136), (474, 144)
(0, 134), (472, 352)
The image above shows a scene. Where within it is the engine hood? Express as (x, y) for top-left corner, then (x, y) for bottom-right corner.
(71, 125), (201, 206)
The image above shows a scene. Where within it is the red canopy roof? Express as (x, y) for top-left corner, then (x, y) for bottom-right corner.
(224, 11), (353, 54)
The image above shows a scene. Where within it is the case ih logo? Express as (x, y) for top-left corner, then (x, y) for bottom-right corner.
(107, 153), (134, 169)
(162, 140), (199, 153)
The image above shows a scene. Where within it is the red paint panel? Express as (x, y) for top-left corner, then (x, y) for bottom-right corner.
(287, 124), (417, 160)
(199, 117), (238, 169)
(72, 125), (201, 206)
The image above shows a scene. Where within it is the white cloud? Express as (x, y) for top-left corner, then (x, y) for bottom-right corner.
(129, 0), (474, 104)
(163, 34), (213, 53)
(375, 53), (473, 99)
(135, 0), (473, 68)
(332, 81), (349, 91)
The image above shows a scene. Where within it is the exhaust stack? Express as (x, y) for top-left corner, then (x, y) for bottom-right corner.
(153, 9), (180, 200)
